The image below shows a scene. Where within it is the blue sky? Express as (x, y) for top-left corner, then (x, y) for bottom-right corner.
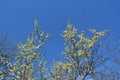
(0, 0), (120, 63)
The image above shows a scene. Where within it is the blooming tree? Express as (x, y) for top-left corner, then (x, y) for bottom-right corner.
(49, 22), (120, 80)
(0, 19), (49, 80)
(0, 20), (120, 80)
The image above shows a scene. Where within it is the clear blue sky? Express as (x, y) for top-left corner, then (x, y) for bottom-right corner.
(0, 0), (120, 62)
